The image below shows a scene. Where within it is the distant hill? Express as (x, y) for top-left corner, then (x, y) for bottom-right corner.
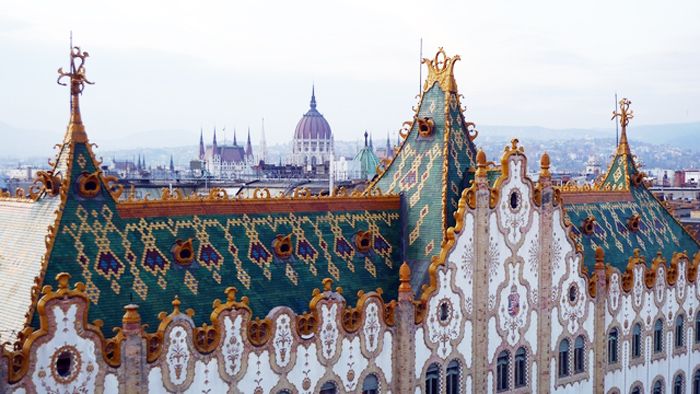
(480, 123), (700, 151)
(1, 120), (699, 170)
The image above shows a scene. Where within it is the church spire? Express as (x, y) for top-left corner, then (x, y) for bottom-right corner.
(57, 44), (94, 143)
(199, 128), (205, 160)
(212, 127), (218, 153)
(233, 128), (238, 146)
(169, 154), (174, 172)
(386, 131), (392, 159)
(369, 132), (374, 149)
(310, 85), (317, 109)
(245, 127), (253, 161)
(364, 130), (369, 147)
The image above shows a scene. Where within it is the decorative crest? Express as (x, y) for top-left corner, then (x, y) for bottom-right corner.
(57, 46), (94, 95)
(611, 98), (633, 154)
(57, 45), (94, 142)
(422, 47), (461, 93)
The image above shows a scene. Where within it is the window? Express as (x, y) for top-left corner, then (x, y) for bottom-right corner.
(632, 323), (642, 358)
(694, 370), (700, 394)
(514, 347), (527, 388)
(631, 386), (642, 394)
(695, 312), (700, 344)
(446, 360), (460, 394)
(569, 284), (578, 303)
(654, 319), (664, 353)
(558, 339), (570, 377)
(653, 379), (664, 394)
(574, 336), (585, 373)
(362, 374), (379, 394)
(676, 314), (685, 348)
(320, 381), (337, 394)
(674, 374), (684, 394)
(497, 350), (510, 392)
(425, 363), (440, 394)
(608, 328), (619, 364)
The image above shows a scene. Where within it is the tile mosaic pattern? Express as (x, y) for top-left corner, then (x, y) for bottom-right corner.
(565, 154), (699, 271)
(35, 143), (402, 332)
(372, 83), (476, 269)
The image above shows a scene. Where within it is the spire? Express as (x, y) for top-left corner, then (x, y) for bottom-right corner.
(245, 127), (253, 160)
(386, 131), (392, 159)
(199, 128), (205, 160)
(611, 97), (633, 156)
(599, 97), (637, 191)
(364, 130), (369, 147)
(310, 85), (317, 109)
(369, 132), (374, 149)
(169, 154), (174, 172)
(212, 127), (218, 153)
(233, 128), (237, 146)
(57, 44), (94, 143)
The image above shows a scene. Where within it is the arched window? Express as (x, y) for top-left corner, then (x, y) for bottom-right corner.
(362, 374), (379, 394)
(674, 374), (684, 394)
(695, 312), (700, 344)
(497, 350), (510, 392)
(654, 319), (664, 353)
(558, 339), (570, 377)
(632, 323), (642, 358)
(320, 381), (337, 394)
(676, 314), (685, 348)
(608, 328), (619, 364)
(631, 385), (642, 394)
(425, 363), (440, 394)
(574, 336), (585, 373)
(514, 347), (527, 388)
(653, 379), (664, 394)
(446, 360), (460, 394)
(693, 370), (700, 394)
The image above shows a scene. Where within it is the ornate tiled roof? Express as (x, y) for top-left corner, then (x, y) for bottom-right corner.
(367, 48), (477, 288)
(563, 99), (700, 271)
(0, 46), (403, 338)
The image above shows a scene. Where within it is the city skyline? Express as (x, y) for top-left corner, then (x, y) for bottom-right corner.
(1, 0), (699, 158)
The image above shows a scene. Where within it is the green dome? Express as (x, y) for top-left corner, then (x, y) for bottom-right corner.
(353, 131), (380, 180)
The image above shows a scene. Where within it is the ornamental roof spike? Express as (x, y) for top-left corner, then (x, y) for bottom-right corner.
(421, 47), (461, 93)
(57, 43), (94, 143)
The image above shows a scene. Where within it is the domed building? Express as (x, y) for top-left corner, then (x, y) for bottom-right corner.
(291, 86), (334, 169)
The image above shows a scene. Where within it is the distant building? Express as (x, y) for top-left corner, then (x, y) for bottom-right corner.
(200, 127), (254, 179)
(584, 155), (601, 176)
(352, 131), (380, 180)
(291, 86), (334, 171)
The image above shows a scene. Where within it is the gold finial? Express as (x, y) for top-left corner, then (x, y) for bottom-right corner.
(539, 151), (551, 178)
(475, 148), (488, 177)
(611, 98), (633, 155)
(122, 304), (141, 325)
(57, 45), (94, 143)
(224, 287), (237, 302)
(171, 295), (181, 314)
(322, 278), (333, 292)
(399, 262), (412, 293)
(56, 272), (72, 289)
(422, 47), (461, 93)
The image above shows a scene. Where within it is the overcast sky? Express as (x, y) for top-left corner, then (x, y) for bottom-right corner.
(0, 0), (698, 153)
